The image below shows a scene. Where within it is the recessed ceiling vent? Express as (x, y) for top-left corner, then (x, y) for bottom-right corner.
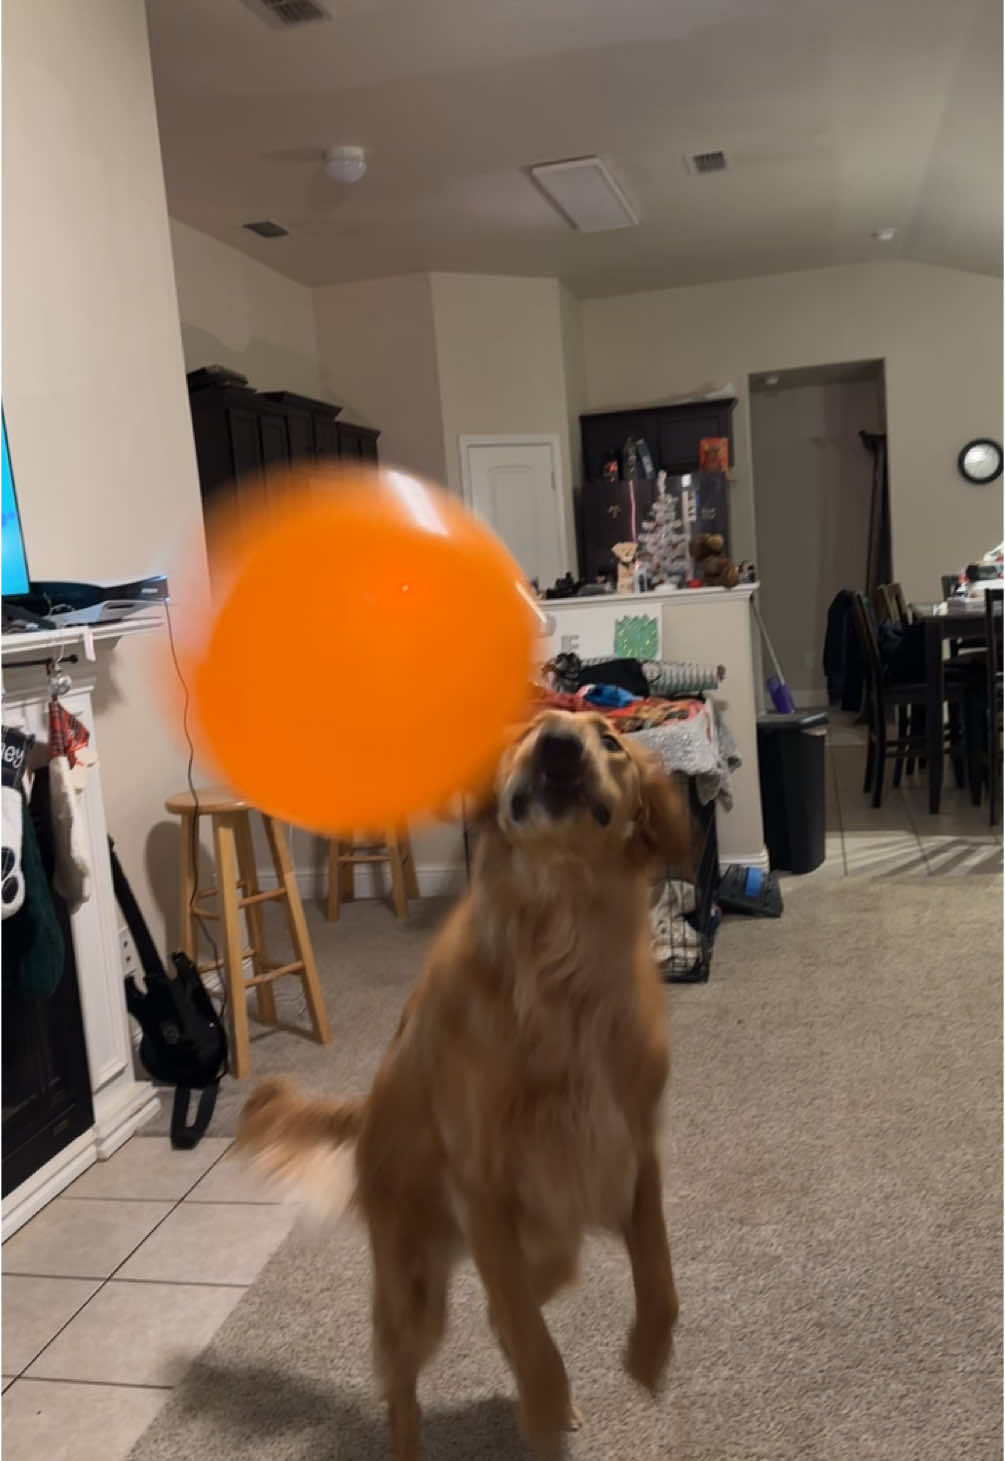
(239, 0), (332, 29)
(243, 219), (289, 238)
(685, 150), (727, 175)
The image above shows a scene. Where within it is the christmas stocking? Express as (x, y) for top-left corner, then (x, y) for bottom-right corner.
(2, 725), (35, 920)
(48, 699), (92, 913)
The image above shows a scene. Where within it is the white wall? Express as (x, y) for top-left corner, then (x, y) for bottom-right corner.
(750, 378), (886, 700)
(3, 0), (210, 940)
(430, 273), (576, 571)
(580, 260), (1003, 603)
(313, 273), (447, 485)
(559, 284), (586, 489)
(170, 218), (323, 397)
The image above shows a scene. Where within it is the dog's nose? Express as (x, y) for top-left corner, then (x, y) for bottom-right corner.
(537, 730), (584, 779)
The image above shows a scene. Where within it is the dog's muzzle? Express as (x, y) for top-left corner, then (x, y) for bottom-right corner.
(509, 731), (610, 825)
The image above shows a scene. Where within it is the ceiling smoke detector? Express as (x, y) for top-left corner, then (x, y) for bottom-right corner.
(324, 145), (367, 184)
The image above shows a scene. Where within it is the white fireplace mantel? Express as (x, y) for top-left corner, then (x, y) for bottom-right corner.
(2, 616), (164, 1236)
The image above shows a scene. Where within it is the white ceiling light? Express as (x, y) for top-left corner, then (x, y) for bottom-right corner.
(530, 156), (638, 232)
(871, 227), (896, 242)
(324, 145), (367, 184)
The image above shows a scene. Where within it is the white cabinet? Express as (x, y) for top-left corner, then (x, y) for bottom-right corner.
(2, 624), (161, 1236)
(540, 586), (767, 870)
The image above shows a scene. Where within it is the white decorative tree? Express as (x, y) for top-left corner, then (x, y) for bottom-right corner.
(638, 485), (689, 586)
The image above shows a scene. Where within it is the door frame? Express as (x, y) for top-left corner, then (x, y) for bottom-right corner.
(458, 433), (571, 577)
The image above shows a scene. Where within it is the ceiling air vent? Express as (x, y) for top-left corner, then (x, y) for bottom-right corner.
(239, 0), (332, 29)
(243, 219), (289, 238)
(685, 150), (727, 175)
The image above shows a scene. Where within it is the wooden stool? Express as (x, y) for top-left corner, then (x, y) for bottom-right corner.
(326, 832), (419, 922)
(165, 788), (332, 1079)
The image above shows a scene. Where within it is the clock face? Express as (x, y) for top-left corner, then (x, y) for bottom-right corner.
(958, 438), (1003, 484)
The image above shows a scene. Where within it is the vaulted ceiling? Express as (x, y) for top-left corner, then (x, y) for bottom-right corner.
(147, 0), (1002, 297)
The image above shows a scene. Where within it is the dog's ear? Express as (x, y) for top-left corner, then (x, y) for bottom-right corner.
(628, 746), (695, 879)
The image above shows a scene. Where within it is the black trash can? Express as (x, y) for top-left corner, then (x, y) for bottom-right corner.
(756, 711), (828, 874)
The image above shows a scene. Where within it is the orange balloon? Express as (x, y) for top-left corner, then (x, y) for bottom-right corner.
(182, 466), (538, 832)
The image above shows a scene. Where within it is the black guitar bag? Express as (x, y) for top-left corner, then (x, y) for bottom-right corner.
(109, 839), (227, 1149)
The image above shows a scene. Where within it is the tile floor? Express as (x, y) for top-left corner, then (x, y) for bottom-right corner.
(2, 714), (999, 1461)
(2, 1137), (298, 1461)
(811, 712), (1002, 885)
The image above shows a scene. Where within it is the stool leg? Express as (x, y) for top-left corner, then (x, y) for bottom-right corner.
(400, 829), (420, 901)
(235, 814), (277, 1026)
(177, 810), (198, 960)
(341, 841), (355, 903)
(326, 840), (345, 923)
(213, 813), (252, 1079)
(264, 817), (332, 1046)
(386, 834), (410, 920)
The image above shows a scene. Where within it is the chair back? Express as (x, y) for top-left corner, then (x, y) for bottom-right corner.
(889, 582), (911, 624)
(850, 591), (883, 702)
(986, 586), (1003, 695)
(941, 574), (959, 602)
(874, 584), (897, 623)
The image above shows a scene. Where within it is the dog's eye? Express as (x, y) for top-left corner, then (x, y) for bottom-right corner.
(600, 732), (621, 752)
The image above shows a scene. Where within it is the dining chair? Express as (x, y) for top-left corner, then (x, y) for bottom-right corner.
(987, 588), (1003, 824)
(963, 588), (1004, 824)
(874, 584), (898, 624)
(889, 582), (911, 625)
(850, 593), (968, 809)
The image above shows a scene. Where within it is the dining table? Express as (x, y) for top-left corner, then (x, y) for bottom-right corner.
(915, 606), (988, 813)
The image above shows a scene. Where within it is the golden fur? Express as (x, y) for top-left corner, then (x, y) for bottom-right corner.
(237, 710), (691, 1460)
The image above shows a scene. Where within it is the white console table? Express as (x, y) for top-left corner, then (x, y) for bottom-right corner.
(1, 617), (164, 1236)
(540, 585), (767, 870)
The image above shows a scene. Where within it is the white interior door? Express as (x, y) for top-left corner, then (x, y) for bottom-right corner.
(461, 437), (568, 590)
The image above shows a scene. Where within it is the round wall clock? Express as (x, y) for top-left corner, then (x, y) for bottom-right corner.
(957, 438), (1003, 484)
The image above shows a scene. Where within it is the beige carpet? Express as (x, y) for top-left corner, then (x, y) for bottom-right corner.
(129, 875), (1003, 1461)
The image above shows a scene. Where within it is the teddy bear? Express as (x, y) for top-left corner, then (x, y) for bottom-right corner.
(612, 540), (639, 595)
(689, 532), (739, 589)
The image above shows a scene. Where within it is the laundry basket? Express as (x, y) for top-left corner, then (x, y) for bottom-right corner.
(650, 779), (719, 984)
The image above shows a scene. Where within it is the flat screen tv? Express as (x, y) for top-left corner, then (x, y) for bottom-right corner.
(2, 408), (30, 597)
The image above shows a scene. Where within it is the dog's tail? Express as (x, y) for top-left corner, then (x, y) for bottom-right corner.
(236, 1077), (363, 1219)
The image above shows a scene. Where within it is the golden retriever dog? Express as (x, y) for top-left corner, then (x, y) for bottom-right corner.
(237, 709), (692, 1460)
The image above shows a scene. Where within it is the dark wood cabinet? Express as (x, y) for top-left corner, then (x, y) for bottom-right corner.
(575, 478), (660, 583)
(187, 380), (380, 520)
(314, 413), (342, 462)
(258, 408), (290, 473)
(580, 398), (735, 483)
(576, 398), (735, 580)
(336, 422), (380, 463)
(2, 771), (93, 1198)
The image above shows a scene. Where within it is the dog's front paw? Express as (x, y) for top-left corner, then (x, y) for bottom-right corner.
(518, 1355), (572, 1460)
(624, 1292), (678, 1395)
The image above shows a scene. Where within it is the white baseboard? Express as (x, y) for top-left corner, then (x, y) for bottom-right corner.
(2, 1130), (100, 1239)
(718, 847), (770, 874)
(92, 1080), (162, 1160)
(259, 859), (469, 904)
(2, 1082), (162, 1239)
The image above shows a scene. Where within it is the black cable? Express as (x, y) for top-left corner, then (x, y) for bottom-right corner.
(163, 601), (228, 1048)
